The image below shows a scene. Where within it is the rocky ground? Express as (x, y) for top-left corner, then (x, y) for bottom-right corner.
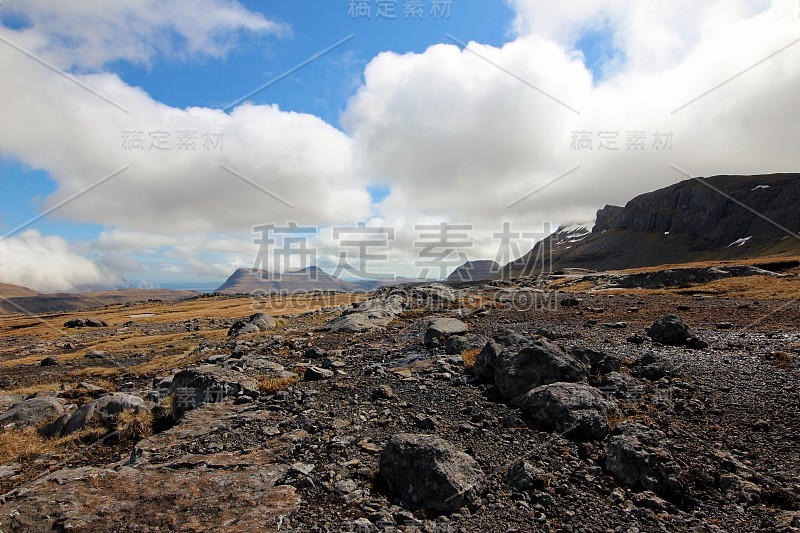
(0, 268), (798, 532)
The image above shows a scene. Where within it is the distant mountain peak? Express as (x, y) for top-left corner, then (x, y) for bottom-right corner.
(446, 259), (501, 282)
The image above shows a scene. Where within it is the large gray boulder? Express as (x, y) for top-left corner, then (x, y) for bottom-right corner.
(645, 315), (707, 349)
(423, 318), (468, 348)
(228, 313), (277, 337)
(324, 313), (382, 333)
(605, 422), (692, 507)
(170, 365), (260, 411)
(495, 338), (588, 401)
(445, 333), (487, 356)
(380, 434), (484, 513)
(406, 284), (457, 305)
(0, 397), (65, 429)
(472, 329), (527, 381)
(517, 382), (619, 440)
(349, 294), (406, 322)
(61, 393), (147, 436)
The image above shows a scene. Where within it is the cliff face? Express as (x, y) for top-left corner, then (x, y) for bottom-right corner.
(593, 174), (800, 246)
(509, 173), (800, 274)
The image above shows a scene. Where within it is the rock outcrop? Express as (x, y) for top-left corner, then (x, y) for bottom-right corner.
(380, 434), (484, 513)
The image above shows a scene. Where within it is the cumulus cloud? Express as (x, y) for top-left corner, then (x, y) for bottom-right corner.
(1, 0), (288, 70)
(0, 27), (372, 234)
(343, 0), (800, 241)
(0, 230), (124, 292)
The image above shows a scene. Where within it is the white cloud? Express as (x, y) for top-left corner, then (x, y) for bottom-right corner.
(0, 230), (123, 292)
(1, 0), (289, 70)
(342, 0), (800, 241)
(0, 42), (373, 235)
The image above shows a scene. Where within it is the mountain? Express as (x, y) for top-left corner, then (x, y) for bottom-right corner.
(350, 277), (433, 291)
(0, 282), (39, 298)
(507, 173), (800, 275)
(0, 288), (198, 314)
(214, 266), (358, 294)
(446, 260), (501, 282)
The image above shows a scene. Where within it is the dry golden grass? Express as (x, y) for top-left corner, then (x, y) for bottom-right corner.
(461, 348), (482, 370)
(605, 255), (800, 275)
(0, 425), (107, 465)
(67, 367), (122, 380)
(0, 351), (85, 368)
(256, 373), (300, 394)
(0, 427), (49, 464)
(767, 351), (793, 369)
(0, 382), (61, 396)
(116, 409), (153, 441)
(126, 349), (206, 377)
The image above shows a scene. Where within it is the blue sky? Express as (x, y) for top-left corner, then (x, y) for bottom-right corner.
(2, 1), (791, 292)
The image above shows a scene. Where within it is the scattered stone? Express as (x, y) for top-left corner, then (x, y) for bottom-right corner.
(64, 318), (108, 328)
(472, 329), (526, 381)
(380, 434), (484, 513)
(170, 365), (260, 410)
(40, 356), (58, 367)
(304, 366), (334, 381)
(84, 350), (108, 359)
(423, 318), (469, 348)
(626, 334), (646, 345)
(719, 474), (761, 506)
(716, 322), (734, 330)
(560, 297), (581, 307)
(413, 414), (437, 430)
(603, 322), (628, 329)
(324, 313), (382, 333)
(572, 348), (621, 375)
(304, 347), (327, 359)
(504, 460), (551, 492)
(371, 384), (395, 400)
(752, 419), (771, 431)
(445, 333), (487, 356)
(61, 393), (148, 436)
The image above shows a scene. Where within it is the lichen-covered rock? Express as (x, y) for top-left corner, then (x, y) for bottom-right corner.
(495, 338), (588, 401)
(646, 315), (707, 349)
(380, 434), (484, 513)
(517, 382), (619, 440)
(423, 318), (468, 348)
(605, 422), (693, 508)
(0, 397), (65, 429)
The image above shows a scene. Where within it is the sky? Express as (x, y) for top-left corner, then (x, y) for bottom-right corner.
(0, 0), (798, 292)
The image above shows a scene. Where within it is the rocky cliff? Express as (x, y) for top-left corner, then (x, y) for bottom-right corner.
(509, 173), (800, 274)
